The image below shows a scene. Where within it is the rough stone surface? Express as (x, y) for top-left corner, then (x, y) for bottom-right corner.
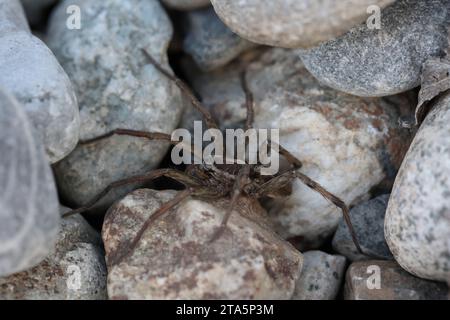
(0, 0), (80, 163)
(162, 0), (210, 11)
(103, 189), (303, 300)
(0, 208), (107, 300)
(333, 194), (393, 261)
(300, 0), (450, 97)
(292, 251), (346, 300)
(211, 0), (395, 49)
(182, 48), (414, 249)
(345, 260), (448, 300)
(0, 87), (59, 277)
(183, 7), (257, 71)
(386, 93), (450, 284)
(20, 0), (59, 26)
(48, 0), (184, 212)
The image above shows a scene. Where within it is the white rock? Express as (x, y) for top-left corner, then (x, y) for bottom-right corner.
(210, 0), (395, 48)
(386, 93), (450, 283)
(103, 189), (303, 300)
(0, 87), (59, 277)
(47, 0), (184, 212)
(0, 0), (80, 163)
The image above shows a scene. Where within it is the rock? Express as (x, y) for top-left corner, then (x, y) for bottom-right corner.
(183, 7), (257, 71)
(292, 251), (346, 300)
(162, 0), (210, 11)
(182, 48), (414, 248)
(0, 0), (80, 163)
(20, 0), (59, 27)
(333, 194), (393, 261)
(0, 87), (59, 277)
(210, 0), (395, 49)
(344, 260), (448, 300)
(300, 0), (450, 97)
(47, 0), (184, 212)
(385, 93), (450, 284)
(0, 207), (107, 300)
(103, 189), (303, 300)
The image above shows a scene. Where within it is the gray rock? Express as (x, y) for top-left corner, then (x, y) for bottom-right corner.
(181, 48), (414, 248)
(20, 0), (59, 27)
(183, 7), (257, 71)
(345, 260), (448, 300)
(333, 194), (393, 261)
(300, 0), (450, 97)
(162, 0), (210, 11)
(211, 0), (395, 48)
(47, 0), (184, 212)
(385, 93), (450, 284)
(0, 87), (59, 277)
(0, 208), (107, 300)
(103, 189), (303, 300)
(0, 0), (80, 163)
(293, 251), (346, 300)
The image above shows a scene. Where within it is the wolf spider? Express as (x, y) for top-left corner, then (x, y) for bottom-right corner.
(63, 49), (363, 264)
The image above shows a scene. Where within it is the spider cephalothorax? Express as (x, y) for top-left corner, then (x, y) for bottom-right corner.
(64, 49), (363, 264)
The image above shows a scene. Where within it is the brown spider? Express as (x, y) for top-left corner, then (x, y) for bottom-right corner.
(63, 49), (363, 264)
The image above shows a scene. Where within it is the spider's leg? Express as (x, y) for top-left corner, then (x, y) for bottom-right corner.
(269, 139), (303, 169)
(110, 188), (193, 266)
(294, 171), (364, 254)
(141, 49), (219, 130)
(240, 70), (254, 130)
(62, 169), (201, 218)
(79, 129), (171, 145)
(209, 165), (250, 243)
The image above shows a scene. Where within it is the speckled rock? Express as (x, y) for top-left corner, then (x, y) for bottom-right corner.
(386, 93), (450, 284)
(103, 189), (303, 300)
(20, 0), (59, 27)
(182, 48), (414, 248)
(162, 0), (210, 11)
(0, 88), (59, 277)
(0, 0), (80, 163)
(183, 7), (257, 71)
(47, 0), (184, 212)
(300, 0), (450, 97)
(0, 208), (107, 300)
(344, 260), (448, 300)
(211, 0), (395, 49)
(292, 251), (346, 300)
(333, 194), (393, 261)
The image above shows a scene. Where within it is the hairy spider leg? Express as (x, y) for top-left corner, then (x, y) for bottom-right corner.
(62, 169), (201, 218)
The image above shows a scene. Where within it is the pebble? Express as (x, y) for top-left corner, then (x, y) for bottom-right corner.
(333, 194), (394, 261)
(103, 189), (303, 300)
(344, 260), (448, 300)
(300, 0), (450, 97)
(47, 0), (184, 212)
(182, 48), (414, 248)
(385, 92), (450, 284)
(292, 251), (346, 300)
(183, 7), (257, 71)
(0, 0), (80, 163)
(162, 0), (210, 11)
(0, 208), (107, 300)
(0, 87), (59, 277)
(210, 0), (395, 48)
